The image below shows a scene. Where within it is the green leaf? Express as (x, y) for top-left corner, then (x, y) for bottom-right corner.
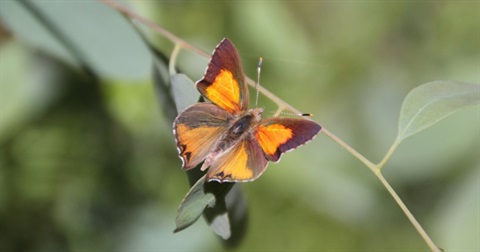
(397, 80), (480, 141)
(152, 55), (177, 124)
(174, 176), (214, 233)
(0, 0), (150, 79)
(171, 74), (200, 113)
(206, 184), (248, 246)
(174, 176), (234, 233)
(125, 18), (178, 123)
(205, 200), (231, 240)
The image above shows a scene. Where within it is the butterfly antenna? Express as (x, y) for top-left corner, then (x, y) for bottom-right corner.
(301, 113), (314, 117)
(278, 111), (314, 117)
(255, 57), (263, 108)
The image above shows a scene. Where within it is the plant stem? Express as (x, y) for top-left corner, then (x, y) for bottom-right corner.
(325, 129), (441, 251)
(374, 171), (441, 252)
(101, 1), (441, 250)
(321, 128), (376, 172)
(377, 138), (400, 171)
(169, 43), (181, 76)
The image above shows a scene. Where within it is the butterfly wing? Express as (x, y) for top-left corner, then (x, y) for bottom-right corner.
(173, 103), (233, 170)
(196, 38), (249, 115)
(254, 118), (321, 162)
(206, 137), (269, 182)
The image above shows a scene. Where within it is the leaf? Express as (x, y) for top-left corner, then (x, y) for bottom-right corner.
(171, 74), (200, 113)
(205, 200), (231, 240)
(183, 163), (238, 241)
(176, 171), (246, 243)
(124, 18), (178, 123)
(152, 54), (177, 124)
(174, 176), (214, 233)
(0, 0), (150, 79)
(397, 81), (480, 142)
(174, 175), (234, 233)
(208, 184), (248, 246)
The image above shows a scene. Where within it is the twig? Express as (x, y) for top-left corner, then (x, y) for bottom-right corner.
(375, 171), (441, 251)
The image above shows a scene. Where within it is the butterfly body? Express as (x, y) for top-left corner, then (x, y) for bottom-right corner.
(200, 107), (263, 171)
(173, 38), (321, 182)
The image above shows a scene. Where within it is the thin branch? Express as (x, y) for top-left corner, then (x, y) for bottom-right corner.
(169, 43), (182, 76)
(321, 128), (376, 171)
(377, 138), (400, 171)
(375, 171), (442, 252)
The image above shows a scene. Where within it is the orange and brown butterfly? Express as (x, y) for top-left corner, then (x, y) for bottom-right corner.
(173, 38), (321, 182)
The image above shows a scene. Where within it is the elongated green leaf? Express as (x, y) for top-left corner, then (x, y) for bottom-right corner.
(171, 74), (200, 113)
(126, 18), (178, 123)
(210, 184), (248, 246)
(182, 162), (245, 242)
(174, 175), (234, 233)
(174, 176), (214, 233)
(0, 0), (150, 79)
(205, 200), (231, 240)
(397, 81), (480, 141)
(152, 55), (177, 124)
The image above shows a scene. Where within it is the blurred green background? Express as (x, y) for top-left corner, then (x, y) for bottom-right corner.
(0, 0), (478, 251)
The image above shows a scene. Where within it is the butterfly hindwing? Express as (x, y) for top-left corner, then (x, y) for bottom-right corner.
(196, 38), (249, 115)
(254, 118), (321, 162)
(206, 137), (269, 182)
(173, 103), (233, 170)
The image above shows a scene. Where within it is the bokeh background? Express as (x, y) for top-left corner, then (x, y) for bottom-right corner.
(1, 0), (478, 251)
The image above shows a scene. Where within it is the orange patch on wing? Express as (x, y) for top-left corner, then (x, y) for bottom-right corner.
(205, 69), (241, 114)
(255, 124), (293, 156)
(175, 123), (224, 169)
(210, 141), (253, 180)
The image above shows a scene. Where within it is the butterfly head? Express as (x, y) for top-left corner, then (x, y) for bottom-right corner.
(249, 107), (263, 122)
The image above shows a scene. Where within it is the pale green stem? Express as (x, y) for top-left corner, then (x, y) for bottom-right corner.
(169, 43), (181, 76)
(376, 138), (401, 171)
(321, 128), (376, 172)
(374, 170), (441, 252)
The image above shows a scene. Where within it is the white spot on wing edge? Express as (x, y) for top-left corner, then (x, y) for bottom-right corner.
(172, 115), (186, 168)
(270, 126), (322, 163)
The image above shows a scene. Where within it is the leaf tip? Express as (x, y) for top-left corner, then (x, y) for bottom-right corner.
(173, 226), (185, 234)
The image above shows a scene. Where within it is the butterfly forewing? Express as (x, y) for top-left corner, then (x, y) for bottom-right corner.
(196, 38), (249, 115)
(173, 103), (233, 169)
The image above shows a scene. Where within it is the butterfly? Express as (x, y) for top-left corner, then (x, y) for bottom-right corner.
(173, 38), (321, 182)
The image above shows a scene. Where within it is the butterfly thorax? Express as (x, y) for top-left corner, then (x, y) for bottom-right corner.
(200, 107), (263, 171)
